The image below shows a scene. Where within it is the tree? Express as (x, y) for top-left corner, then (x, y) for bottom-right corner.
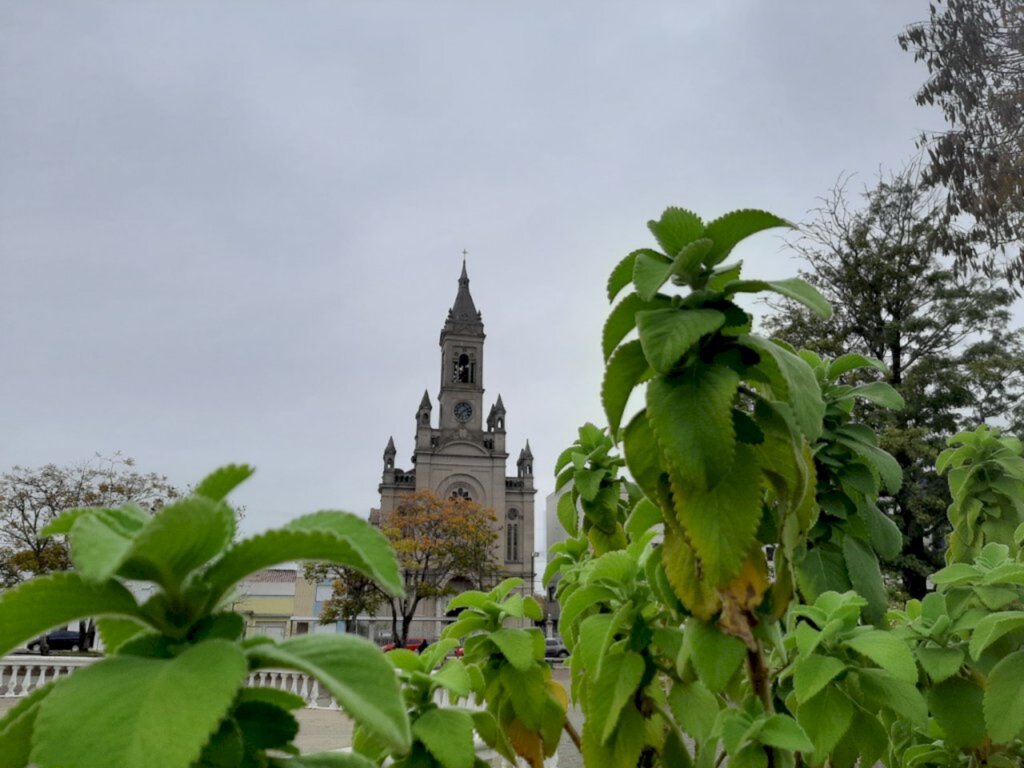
(309, 491), (499, 645)
(0, 453), (180, 650)
(899, 0), (1024, 280)
(765, 170), (1024, 597)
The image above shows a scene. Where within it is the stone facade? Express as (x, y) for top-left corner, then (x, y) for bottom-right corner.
(372, 262), (537, 601)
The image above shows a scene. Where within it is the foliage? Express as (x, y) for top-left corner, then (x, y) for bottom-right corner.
(899, 0), (1024, 279)
(0, 465), (412, 768)
(764, 171), (1024, 596)
(440, 578), (566, 768)
(0, 453), (180, 588)
(885, 427), (1024, 767)
(797, 352), (905, 624)
(312, 491), (498, 645)
(543, 205), (1024, 768)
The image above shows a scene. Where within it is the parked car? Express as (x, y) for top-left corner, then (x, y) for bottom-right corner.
(27, 630), (83, 654)
(545, 637), (569, 659)
(381, 637), (431, 653)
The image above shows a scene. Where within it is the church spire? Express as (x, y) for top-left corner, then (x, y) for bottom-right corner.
(443, 258), (483, 334)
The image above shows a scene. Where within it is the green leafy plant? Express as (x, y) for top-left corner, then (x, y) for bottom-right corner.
(798, 351), (905, 623)
(440, 578), (566, 768)
(0, 465), (412, 768)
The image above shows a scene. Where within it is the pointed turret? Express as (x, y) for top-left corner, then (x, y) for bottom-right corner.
(416, 389), (432, 427)
(383, 436), (396, 470)
(487, 394), (507, 433)
(517, 440), (533, 478)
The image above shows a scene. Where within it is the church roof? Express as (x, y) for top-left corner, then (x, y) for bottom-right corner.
(443, 259), (483, 334)
(418, 389), (432, 410)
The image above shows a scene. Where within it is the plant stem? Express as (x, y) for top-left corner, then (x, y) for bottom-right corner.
(747, 640), (776, 768)
(563, 718), (582, 753)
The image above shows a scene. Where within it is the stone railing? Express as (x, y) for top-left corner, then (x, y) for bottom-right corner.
(0, 655), (338, 710)
(1, 655), (556, 766)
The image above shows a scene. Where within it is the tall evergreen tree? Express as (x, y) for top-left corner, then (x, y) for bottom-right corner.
(765, 170), (1024, 597)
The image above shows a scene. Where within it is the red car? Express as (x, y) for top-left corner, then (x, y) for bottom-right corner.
(381, 637), (431, 653)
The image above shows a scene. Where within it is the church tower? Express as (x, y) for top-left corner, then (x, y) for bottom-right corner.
(375, 262), (536, 590)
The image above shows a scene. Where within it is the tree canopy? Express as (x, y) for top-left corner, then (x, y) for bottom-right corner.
(309, 490), (499, 644)
(765, 170), (1024, 597)
(0, 454), (180, 588)
(899, 0), (1024, 280)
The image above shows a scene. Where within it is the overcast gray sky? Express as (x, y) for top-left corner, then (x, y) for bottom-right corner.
(1, 2), (945, 545)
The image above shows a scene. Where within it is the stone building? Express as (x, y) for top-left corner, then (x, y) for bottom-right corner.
(372, 262), (537, 604)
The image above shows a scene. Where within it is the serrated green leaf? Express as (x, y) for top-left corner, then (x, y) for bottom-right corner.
(247, 634), (411, 752)
(62, 508), (145, 583)
(556, 492), (579, 536)
(413, 707), (475, 768)
(862, 503), (902, 561)
(793, 654), (845, 704)
(969, 611), (1024, 660)
(928, 676), (985, 748)
(0, 684), (52, 768)
(589, 651), (645, 744)
(797, 684), (854, 757)
(622, 410), (672, 513)
(284, 511), (402, 593)
(194, 464), (254, 502)
(686, 618), (746, 691)
(637, 308), (725, 373)
(672, 443), (762, 587)
(647, 363), (739, 490)
(668, 680), (719, 743)
(432, 659), (472, 698)
(633, 252), (673, 302)
(726, 278), (831, 319)
(795, 548), (851, 601)
(930, 562), (978, 586)
(848, 381), (905, 410)
(985, 650), (1024, 744)
(238, 686), (307, 711)
(588, 550), (636, 590)
(648, 207), (704, 257)
(844, 629), (917, 682)
(0, 572), (142, 657)
(916, 646), (964, 683)
(581, 699), (646, 768)
(488, 629), (537, 671)
(757, 715), (814, 753)
(235, 700), (299, 750)
(855, 668), (927, 726)
(203, 514), (403, 609)
(826, 354), (888, 380)
(32, 640), (246, 768)
(115, 496), (235, 588)
(742, 335), (824, 442)
(625, 497), (662, 540)
(843, 439), (902, 495)
(842, 537), (888, 624)
(603, 293), (671, 361)
(602, 339), (651, 437)
(702, 209), (790, 267)
(95, 617), (147, 654)
(559, 585), (615, 646)
(607, 250), (646, 303)
(669, 238), (714, 283)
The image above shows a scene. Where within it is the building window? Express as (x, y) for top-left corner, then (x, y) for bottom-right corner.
(506, 509), (520, 562)
(450, 486), (471, 501)
(453, 352), (475, 384)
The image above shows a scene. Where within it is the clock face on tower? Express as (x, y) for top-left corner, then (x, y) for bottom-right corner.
(454, 401), (473, 423)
